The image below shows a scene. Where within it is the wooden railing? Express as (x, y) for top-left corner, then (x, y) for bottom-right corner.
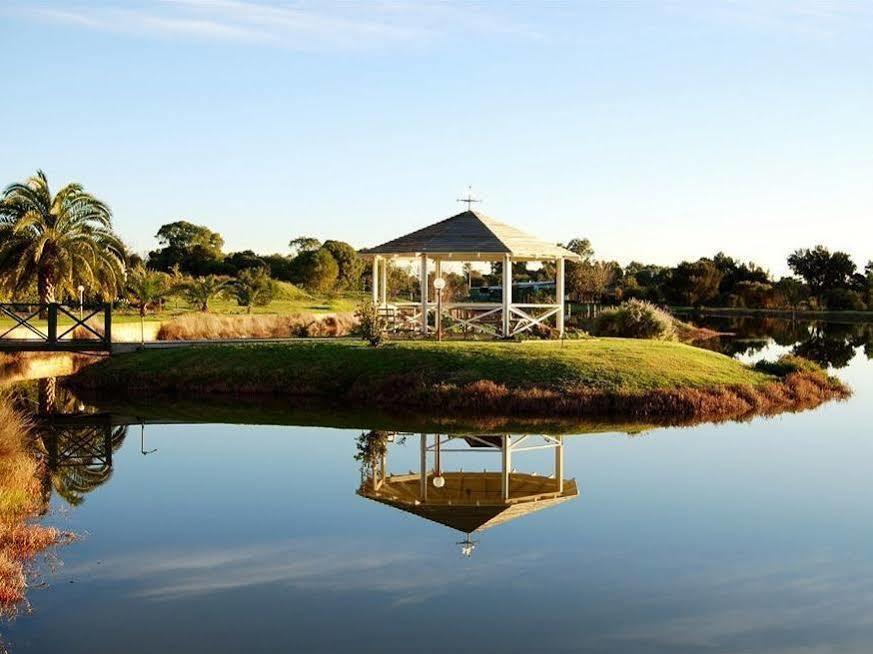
(0, 302), (112, 351)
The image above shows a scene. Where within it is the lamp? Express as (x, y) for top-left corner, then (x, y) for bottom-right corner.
(77, 285), (85, 319)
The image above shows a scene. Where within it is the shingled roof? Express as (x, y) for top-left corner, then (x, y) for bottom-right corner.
(359, 210), (581, 260)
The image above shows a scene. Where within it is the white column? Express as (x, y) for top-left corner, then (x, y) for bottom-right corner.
(380, 258), (388, 306)
(419, 253), (429, 335)
(371, 257), (380, 304)
(502, 254), (512, 337)
(555, 436), (564, 494)
(434, 259), (442, 325)
(419, 433), (428, 501)
(501, 435), (511, 502)
(556, 257), (565, 336)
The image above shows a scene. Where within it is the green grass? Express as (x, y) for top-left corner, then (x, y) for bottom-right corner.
(75, 338), (773, 393)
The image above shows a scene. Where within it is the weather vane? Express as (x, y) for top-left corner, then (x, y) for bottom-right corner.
(456, 185), (481, 210)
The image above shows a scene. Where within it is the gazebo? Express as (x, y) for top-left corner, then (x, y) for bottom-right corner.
(359, 210), (581, 337)
(357, 433), (579, 556)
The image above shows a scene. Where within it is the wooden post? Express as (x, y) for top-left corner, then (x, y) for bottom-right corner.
(371, 257), (380, 304)
(556, 257), (565, 337)
(47, 303), (58, 345)
(103, 303), (112, 348)
(502, 254), (512, 337)
(419, 253), (428, 335)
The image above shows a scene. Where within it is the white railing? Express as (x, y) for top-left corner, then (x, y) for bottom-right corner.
(378, 301), (562, 337)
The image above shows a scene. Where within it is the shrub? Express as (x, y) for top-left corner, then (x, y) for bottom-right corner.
(354, 299), (387, 347)
(595, 300), (676, 340)
(755, 355), (822, 377)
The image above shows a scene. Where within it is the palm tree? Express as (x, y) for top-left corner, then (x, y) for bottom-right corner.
(182, 275), (230, 312)
(0, 170), (125, 307)
(126, 266), (171, 346)
(234, 267), (274, 314)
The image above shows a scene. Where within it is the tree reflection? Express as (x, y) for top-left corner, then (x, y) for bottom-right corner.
(695, 316), (873, 369)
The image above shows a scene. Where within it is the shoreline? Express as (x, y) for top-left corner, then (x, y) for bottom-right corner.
(66, 339), (851, 423)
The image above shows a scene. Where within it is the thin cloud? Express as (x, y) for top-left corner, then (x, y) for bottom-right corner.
(9, 0), (540, 51)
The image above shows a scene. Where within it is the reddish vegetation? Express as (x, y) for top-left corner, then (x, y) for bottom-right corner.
(348, 369), (850, 424)
(0, 400), (68, 616)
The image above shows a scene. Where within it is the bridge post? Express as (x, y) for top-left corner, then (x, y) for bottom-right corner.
(103, 303), (112, 349)
(47, 303), (58, 344)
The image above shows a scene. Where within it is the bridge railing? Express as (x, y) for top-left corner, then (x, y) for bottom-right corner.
(0, 302), (112, 350)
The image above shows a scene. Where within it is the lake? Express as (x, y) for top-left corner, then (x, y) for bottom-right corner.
(3, 319), (873, 653)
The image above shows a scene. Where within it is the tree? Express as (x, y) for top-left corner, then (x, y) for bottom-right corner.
(234, 267), (274, 313)
(774, 277), (808, 311)
(667, 259), (723, 306)
(788, 246), (857, 297)
(125, 266), (171, 346)
(291, 248), (339, 293)
(182, 275), (230, 312)
(224, 250), (267, 275)
(562, 238), (594, 262)
(0, 170), (125, 306)
(155, 220), (224, 254)
(321, 240), (362, 289)
(148, 221), (225, 274)
(288, 236), (321, 256)
(568, 260), (617, 303)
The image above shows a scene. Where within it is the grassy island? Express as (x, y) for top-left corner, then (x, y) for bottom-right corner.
(69, 339), (850, 423)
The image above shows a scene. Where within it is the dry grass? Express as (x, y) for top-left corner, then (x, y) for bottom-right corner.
(0, 398), (65, 615)
(156, 312), (358, 341)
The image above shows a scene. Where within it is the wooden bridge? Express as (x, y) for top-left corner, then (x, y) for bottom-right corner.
(0, 302), (112, 352)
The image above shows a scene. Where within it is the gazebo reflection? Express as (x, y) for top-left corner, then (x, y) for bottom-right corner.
(356, 432), (579, 556)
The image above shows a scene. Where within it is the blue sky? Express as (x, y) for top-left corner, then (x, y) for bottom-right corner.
(1, 1), (871, 275)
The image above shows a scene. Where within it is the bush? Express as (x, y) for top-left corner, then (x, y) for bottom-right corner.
(354, 299), (386, 347)
(595, 299), (676, 340)
(755, 355), (822, 377)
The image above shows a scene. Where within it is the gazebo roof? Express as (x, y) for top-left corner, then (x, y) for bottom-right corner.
(359, 210), (581, 261)
(358, 472), (579, 534)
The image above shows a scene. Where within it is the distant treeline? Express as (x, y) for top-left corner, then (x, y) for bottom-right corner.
(139, 222), (872, 312)
(2, 170), (869, 313)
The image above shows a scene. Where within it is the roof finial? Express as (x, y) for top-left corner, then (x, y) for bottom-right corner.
(456, 185), (481, 211)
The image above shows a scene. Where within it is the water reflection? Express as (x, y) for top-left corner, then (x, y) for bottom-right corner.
(356, 431), (578, 556)
(697, 316), (873, 368)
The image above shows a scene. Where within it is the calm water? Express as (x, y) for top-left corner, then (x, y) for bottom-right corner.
(4, 320), (873, 653)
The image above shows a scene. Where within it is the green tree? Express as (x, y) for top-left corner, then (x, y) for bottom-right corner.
(182, 275), (231, 312)
(288, 236), (321, 256)
(0, 170), (125, 305)
(321, 240), (362, 289)
(234, 267), (274, 313)
(148, 221), (225, 274)
(562, 238), (594, 262)
(291, 248), (339, 293)
(788, 246), (856, 297)
(125, 266), (171, 346)
(667, 259), (723, 306)
(774, 277), (809, 311)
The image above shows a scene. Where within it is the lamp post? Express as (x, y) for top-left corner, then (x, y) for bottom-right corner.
(433, 276), (446, 342)
(77, 285), (85, 319)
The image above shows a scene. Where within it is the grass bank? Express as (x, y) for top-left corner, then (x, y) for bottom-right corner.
(70, 339), (850, 422)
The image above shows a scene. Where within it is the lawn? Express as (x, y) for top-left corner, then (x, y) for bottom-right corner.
(73, 338), (777, 394)
(69, 338), (849, 421)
